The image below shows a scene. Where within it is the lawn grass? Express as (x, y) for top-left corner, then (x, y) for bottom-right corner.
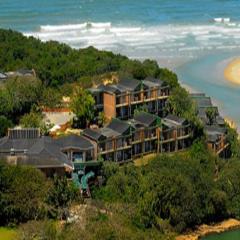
(0, 227), (17, 240)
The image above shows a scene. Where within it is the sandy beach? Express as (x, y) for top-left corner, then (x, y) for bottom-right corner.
(176, 219), (240, 240)
(224, 58), (240, 85)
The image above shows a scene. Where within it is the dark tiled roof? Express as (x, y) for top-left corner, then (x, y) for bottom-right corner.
(142, 80), (159, 88)
(56, 134), (94, 150)
(192, 96), (213, 108)
(0, 137), (38, 151)
(100, 127), (120, 138)
(190, 93), (206, 98)
(134, 112), (158, 127)
(205, 126), (226, 143)
(205, 125), (227, 134)
(216, 116), (225, 125)
(103, 84), (124, 94)
(106, 119), (131, 134)
(19, 153), (71, 169)
(118, 79), (141, 91)
(164, 114), (187, 126)
(144, 77), (165, 86)
(0, 136), (73, 169)
(83, 128), (103, 141)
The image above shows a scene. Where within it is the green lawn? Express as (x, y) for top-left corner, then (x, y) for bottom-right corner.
(0, 228), (17, 240)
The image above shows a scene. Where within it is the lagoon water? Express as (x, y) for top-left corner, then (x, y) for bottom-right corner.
(201, 229), (240, 240)
(1, 0), (240, 127)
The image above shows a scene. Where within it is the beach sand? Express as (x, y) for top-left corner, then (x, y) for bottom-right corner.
(224, 58), (240, 85)
(176, 219), (240, 240)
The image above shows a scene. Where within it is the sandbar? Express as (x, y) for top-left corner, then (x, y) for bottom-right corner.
(224, 58), (240, 85)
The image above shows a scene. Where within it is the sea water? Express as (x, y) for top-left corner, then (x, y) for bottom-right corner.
(1, 0), (240, 127)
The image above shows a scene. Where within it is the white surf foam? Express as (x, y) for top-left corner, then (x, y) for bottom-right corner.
(24, 21), (240, 60)
(40, 23), (87, 32)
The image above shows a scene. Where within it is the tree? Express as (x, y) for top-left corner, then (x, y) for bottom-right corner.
(97, 111), (107, 127)
(156, 68), (179, 89)
(70, 87), (95, 128)
(40, 87), (62, 108)
(20, 111), (43, 128)
(206, 107), (218, 125)
(226, 125), (240, 157)
(0, 115), (13, 137)
(20, 111), (53, 135)
(5, 76), (42, 115)
(0, 163), (49, 225)
(47, 176), (78, 219)
(166, 87), (196, 120)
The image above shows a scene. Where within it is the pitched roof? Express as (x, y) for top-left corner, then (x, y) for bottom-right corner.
(144, 77), (165, 87)
(100, 127), (120, 138)
(192, 96), (213, 108)
(118, 79), (142, 91)
(0, 135), (73, 169)
(134, 112), (158, 127)
(56, 134), (94, 150)
(205, 125), (227, 143)
(106, 119), (131, 134)
(0, 137), (38, 151)
(164, 114), (187, 126)
(82, 128), (104, 141)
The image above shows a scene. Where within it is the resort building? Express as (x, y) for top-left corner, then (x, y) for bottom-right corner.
(191, 93), (230, 156)
(89, 78), (170, 120)
(0, 128), (100, 177)
(83, 119), (133, 163)
(83, 112), (192, 163)
(162, 114), (192, 153)
(205, 126), (230, 158)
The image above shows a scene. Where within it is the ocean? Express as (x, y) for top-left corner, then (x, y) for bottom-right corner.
(1, 0), (240, 127)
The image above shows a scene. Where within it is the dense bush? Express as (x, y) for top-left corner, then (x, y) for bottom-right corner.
(94, 141), (240, 234)
(0, 163), (49, 225)
(0, 163), (79, 226)
(0, 29), (177, 88)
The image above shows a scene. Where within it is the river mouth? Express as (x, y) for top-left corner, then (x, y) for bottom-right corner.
(175, 51), (240, 131)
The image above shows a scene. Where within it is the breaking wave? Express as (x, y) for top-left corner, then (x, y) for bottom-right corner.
(24, 21), (240, 60)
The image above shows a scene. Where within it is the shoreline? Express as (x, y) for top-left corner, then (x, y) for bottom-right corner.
(176, 219), (240, 240)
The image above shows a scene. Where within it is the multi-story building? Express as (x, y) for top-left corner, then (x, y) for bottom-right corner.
(83, 119), (133, 163)
(83, 112), (192, 163)
(161, 114), (192, 153)
(191, 93), (230, 156)
(89, 78), (170, 120)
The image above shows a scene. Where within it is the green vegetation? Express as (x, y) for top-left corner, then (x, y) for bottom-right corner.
(0, 29), (176, 88)
(206, 107), (218, 125)
(70, 87), (95, 128)
(9, 142), (240, 239)
(0, 28), (178, 131)
(0, 162), (79, 226)
(92, 141), (240, 235)
(0, 116), (13, 137)
(0, 28), (240, 239)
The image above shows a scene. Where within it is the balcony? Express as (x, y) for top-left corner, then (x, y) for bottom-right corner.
(131, 93), (142, 104)
(116, 95), (128, 107)
(99, 141), (114, 154)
